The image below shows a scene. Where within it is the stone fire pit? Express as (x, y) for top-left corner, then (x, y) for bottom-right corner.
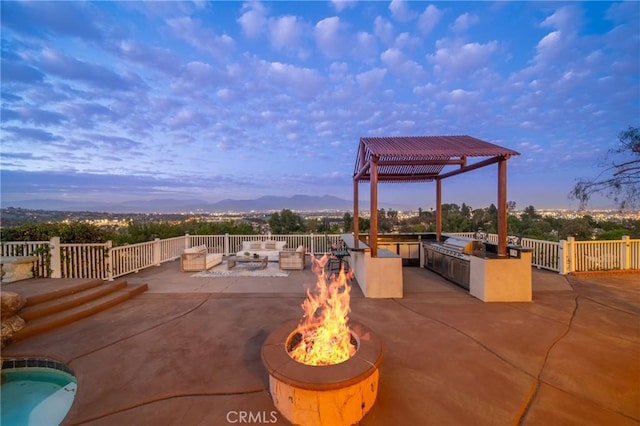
(262, 319), (383, 426)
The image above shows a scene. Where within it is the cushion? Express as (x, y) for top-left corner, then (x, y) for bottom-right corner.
(249, 242), (262, 250)
(295, 245), (305, 253)
(183, 247), (199, 254)
(264, 241), (277, 250)
(275, 241), (287, 250)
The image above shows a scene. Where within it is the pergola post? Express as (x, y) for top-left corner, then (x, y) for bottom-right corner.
(497, 156), (508, 257)
(353, 178), (359, 248)
(370, 155), (379, 257)
(436, 178), (442, 242)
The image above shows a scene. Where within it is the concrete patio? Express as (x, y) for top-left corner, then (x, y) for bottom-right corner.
(2, 259), (639, 425)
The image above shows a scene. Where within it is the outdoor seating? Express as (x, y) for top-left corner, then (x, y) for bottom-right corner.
(180, 245), (222, 272)
(327, 242), (349, 273)
(279, 246), (306, 270)
(236, 240), (287, 262)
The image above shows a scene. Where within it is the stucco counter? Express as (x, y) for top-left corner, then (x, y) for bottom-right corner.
(341, 234), (403, 298)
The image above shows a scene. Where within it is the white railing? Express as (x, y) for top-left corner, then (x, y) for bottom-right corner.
(198, 233), (342, 257)
(561, 236), (639, 273)
(0, 234), (342, 281)
(110, 236), (187, 279)
(522, 237), (560, 271)
(449, 232), (559, 271)
(1, 240), (50, 277)
(2, 233), (637, 280)
(110, 241), (153, 279)
(449, 233), (639, 273)
(59, 242), (110, 279)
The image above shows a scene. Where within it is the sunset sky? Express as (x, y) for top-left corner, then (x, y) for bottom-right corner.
(1, 1), (639, 211)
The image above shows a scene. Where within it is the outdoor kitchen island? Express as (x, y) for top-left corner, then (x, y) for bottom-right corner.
(341, 234), (403, 298)
(422, 234), (533, 302)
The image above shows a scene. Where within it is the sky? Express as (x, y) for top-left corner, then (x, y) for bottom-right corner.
(1, 1), (639, 212)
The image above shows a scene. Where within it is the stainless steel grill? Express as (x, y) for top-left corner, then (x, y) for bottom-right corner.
(426, 243), (469, 259)
(442, 236), (485, 256)
(423, 237), (485, 290)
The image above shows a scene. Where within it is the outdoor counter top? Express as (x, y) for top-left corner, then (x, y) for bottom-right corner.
(340, 234), (369, 252)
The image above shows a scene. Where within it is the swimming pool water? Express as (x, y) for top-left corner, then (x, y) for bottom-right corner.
(1, 367), (77, 426)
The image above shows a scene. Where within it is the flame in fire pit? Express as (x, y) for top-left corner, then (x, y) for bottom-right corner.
(288, 255), (356, 366)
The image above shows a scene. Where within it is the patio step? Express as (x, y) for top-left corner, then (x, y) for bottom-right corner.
(24, 279), (105, 306)
(20, 281), (129, 321)
(12, 281), (148, 342)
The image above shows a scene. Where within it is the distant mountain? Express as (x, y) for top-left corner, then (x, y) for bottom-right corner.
(0, 199), (116, 212)
(1, 195), (362, 213)
(208, 195), (353, 212)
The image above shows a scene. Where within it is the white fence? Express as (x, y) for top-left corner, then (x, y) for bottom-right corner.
(1, 233), (345, 281)
(561, 236), (639, 273)
(450, 232), (560, 271)
(1, 233), (637, 280)
(0, 240), (50, 278)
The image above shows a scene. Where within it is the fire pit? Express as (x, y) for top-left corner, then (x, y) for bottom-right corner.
(261, 256), (383, 426)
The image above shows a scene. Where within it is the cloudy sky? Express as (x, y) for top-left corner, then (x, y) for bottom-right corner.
(1, 1), (639, 211)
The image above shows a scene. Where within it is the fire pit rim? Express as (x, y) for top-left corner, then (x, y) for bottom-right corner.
(261, 319), (383, 391)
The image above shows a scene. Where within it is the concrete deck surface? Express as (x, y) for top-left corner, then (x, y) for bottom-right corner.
(2, 260), (639, 425)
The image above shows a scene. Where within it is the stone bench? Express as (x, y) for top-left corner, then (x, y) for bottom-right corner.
(1, 256), (39, 283)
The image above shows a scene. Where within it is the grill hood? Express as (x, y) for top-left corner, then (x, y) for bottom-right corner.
(441, 236), (484, 254)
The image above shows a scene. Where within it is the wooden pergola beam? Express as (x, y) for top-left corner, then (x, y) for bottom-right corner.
(438, 155), (505, 180)
(356, 173), (440, 182)
(353, 162), (371, 181)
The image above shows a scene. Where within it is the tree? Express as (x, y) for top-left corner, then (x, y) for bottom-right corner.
(521, 205), (540, 221)
(558, 218), (593, 240)
(461, 203), (472, 218)
(342, 212), (353, 232)
(0, 222), (111, 243)
(377, 209), (394, 233)
(571, 126), (640, 209)
(356, 217), (370, 232)
(317, 217), (332, 233)
(268, 209), (304, 234)
(304, 217), (319, 233)
(485, 203), (498, 233)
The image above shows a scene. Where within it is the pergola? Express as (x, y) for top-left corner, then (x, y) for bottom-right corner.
(352, 135), (520, 257)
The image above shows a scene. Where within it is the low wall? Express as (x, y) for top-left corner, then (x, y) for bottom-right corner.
(342, 235), (403, 299)
(469, 252), (532, 302)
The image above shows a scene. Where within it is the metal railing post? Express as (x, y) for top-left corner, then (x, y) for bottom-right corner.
(184, 234), (190, 249)
(49, 236), (62, 278)
(225, 233), (230, 256)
